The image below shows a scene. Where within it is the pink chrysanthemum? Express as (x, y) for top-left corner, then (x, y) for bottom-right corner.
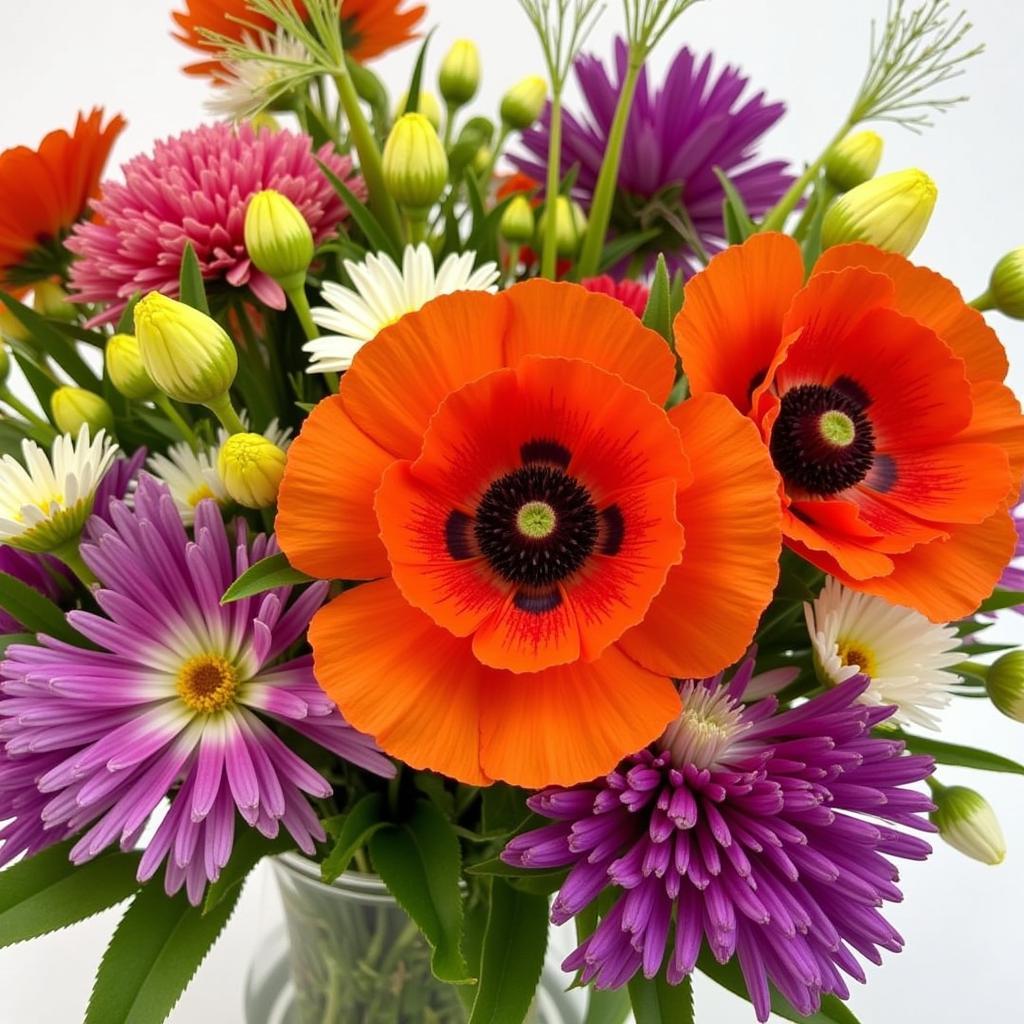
(66, 122), (364, 322)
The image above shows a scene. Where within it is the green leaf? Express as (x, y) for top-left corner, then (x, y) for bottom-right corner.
(369, 799), (471, 984)
(642, 254), (674, 346)
(0, 570), (81, 645)
(178, 243), (210, 315)
(481, 785), (530, 836)
(203, 828), (294, 915)
(116, 292), (143, 335)
(11, 350), (59, 418)
(897, 732), (1024, 776)
(317, 159), (401, 260)
(220, 551), (315, 604)
(584, 987), (633, 1024)
(467, 879), (549, 1024)
(597, 229), (660, 274)
(0, 632), (35, 657)
(628, 973), (693, 1024)
(979, 588), (1024, 612)
(345, 54), (390, 125)
(0, 843), (141, 949)
(801, 175), (831, 270)
(714, 167), (755, 244)
(85, 882), (241, 1024)
(401, 28), (436, 117)
(321, 792), (390, 884)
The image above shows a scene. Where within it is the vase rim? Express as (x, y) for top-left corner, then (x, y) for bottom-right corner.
(274, 850), (397, 901)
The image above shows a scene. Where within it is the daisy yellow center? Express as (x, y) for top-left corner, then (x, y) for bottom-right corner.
(516, 500), (557, 539)
(187, 483), (216, 508)
(838, 639), (878, 678)
(819, 410), (856, 448)
(177, 654), (239, 713)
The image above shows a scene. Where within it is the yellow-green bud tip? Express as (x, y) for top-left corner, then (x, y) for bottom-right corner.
(985, 650), (1024, 722)
(439, 40), (481, 107)
(988, 248), (1024, 320)
(217, 432), (287, 509)
(930, 785), (1006, 865)
(50, 387), (115, 437)
(382, 113), (449, 217)
(134, 292), (238, 406)
(244, 189), (314, 292)
(106, 333), (157, 401)
(824, 131), (884, 192)
(500, 195), (536, 244)
(822, 168), (937, 258)
(394, 90), (444, 132)
(0, 301), (28, 343)
(500, 75), (547, 130)
(538, 196), (587, 258)
(32, 280), (78, 322)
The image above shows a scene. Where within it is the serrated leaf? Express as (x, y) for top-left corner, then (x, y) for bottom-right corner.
(0, 843), (142, 948)
(85, 881), (241, 1024)
(628, 972), (693, 1024)
(585, 987), (633, 1024)
(468, 878), (548, 1024)
(320, 792), (389, 884)
(369, 799), (471, 984)
(642, 254), (673, 346)
(0, 570), (82, 645)
(897, 732), (1024, 776)
(178, 243), (210, 315)
(220, 552), (315, 604)
(203, 828), (294, 915)
(317, 159), (401, 260)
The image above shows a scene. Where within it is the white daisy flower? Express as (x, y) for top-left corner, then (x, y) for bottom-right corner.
(305, 244), (500, 374)
(0, 426), (118, 553)
(147, 419), (291, 526)
(804, 576), (961, 731)
(207, 30), (310, 123)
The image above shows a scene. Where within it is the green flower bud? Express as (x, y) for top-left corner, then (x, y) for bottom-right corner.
(105, 333), (157, 402)
(134, 292), (237, 405)
(930, 784), (1006, 865)
(0, 301), (28, 342)
(394, 90), (443, 132)
(50, 387), (115, 437)
(988, 248), (1024, 319)
(439, 39), (481, 107)
(244, 189), (315, 293)
(472, 146), (492, 176)
(217, 432), (287, 509)
(248, 111), (281, 134)
(500, 75), (547, 130)
(382, 113), (449, 217)
(822, 168), (937, 257)
(538, 196), (586, 258)
(500, 195), (536, 244)
(32, 281), (77, 322)
(985, 650), (1024, 722)
(824, 131), (884, 192)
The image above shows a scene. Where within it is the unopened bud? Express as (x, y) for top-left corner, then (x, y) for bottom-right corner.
(382, 113), (449, 217)
(824, 131), (884, 192)
(244, 189), (314, 293)
(33, 281), (77, 322)
(987, 248), (1024, 320)
(106, 333), (157, 401)
(500, 195), (536, 244)
(0, 302), (27, 342)
(986, 651), (1024, 722)
(500, 76), (547, 130)
(538, 196), (586, 258)
(394, 90), (443, 132)
(50, 387), (115, 437)
(439, 39), (481, 107)
(217, 432), (287, 509)
(930, 784), (1006, 865)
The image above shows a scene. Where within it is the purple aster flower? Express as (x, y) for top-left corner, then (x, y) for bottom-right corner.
(0, 548), (72, 634)
(503, 662), (935, 1021)
(91, 446), (148, 521)
(0, 475), (394, 903)
(512, 39), (793, 275)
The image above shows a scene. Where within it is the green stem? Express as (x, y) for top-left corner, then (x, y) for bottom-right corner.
(506, 244), (521, 286)
(969, 288), (995, 312)
(480, 124), (511, 191)
(793, 181), (838, 243)
(153, 394), (200, 449)
(761, 121), (853, 233)
(926, 776), (946, 796)
(285, 284), (320, 342)
(204, 392), (247, 435)
(53, 539), (98, 588)
(333, 68), (404, 247)
(407, 215), (428, 245)
(443, 101), (458, 149)
(576, 48), (644, 279)
(540, 95), (564, 280)
(0, 388), (56, 440)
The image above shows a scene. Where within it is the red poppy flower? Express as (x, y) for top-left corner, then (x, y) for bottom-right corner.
(277, 281), (783, 787)
(0, 109), (124, 297)
(172, 0), (425, 78)
(675, 232), (1024, 622)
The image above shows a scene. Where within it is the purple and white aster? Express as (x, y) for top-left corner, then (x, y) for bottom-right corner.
(0, 475), (394, 903)
(503, 661), (935, 1022)
(512, 39), (792, 275)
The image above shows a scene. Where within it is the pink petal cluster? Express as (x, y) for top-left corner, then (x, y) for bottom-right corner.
(66, 122), (365, 322)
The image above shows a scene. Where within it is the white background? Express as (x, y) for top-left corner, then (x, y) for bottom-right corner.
(3, 1), (1024, 1021)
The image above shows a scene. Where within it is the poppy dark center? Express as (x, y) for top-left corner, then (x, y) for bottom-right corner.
(474, 465), (599, 585)
(769, 382), (875, 496)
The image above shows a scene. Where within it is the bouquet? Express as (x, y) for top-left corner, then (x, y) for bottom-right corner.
(1, 1), (1022, 1021)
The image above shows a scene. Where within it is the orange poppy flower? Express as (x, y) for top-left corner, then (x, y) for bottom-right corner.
(0, 109), (124, 297)
(278, 281), (783, 788)
(675, 232), (1024, 623)
(172, 0), (425, 77)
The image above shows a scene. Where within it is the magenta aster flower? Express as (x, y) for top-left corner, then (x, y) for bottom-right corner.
(581, 275), (649, 317)
(503, 662), (935, 1021)
(513, 40), (792, 275)
(0, 476), (393, 903)
(0, 548), (71, 634)
(66, 122), (364, 323)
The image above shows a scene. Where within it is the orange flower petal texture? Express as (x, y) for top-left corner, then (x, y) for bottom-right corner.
(0, 108), (124, 295)
(172, 0), (425, 77)
(279, 282), (783, 787)
(675, 232), (1024, 622)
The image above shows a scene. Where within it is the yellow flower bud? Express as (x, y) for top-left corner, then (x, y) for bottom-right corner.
(985, 651), (1024, 722)
(134, 292), (237, 405)
(217, 432), (287, 509)
(500, 195), (536, 244)
(824, 131), (884, 192)
(244, 189), (314, 292)
(500, 76), (547, 130)
(930, 784), (1006, 865)
(822, 168), (937, 257)
(105, 333), (157, 401)
(382, 113), (449, 217)
(987, 248), (1024, 320)
(248, 111), (281, 134)
(439, 39), (481, 107)
(50, 387), (115, 437)
(32, 281), (77, 322)
(394, 90), (443, 132)
(0, 302), (27, 342)
(538, 196), (586, 258)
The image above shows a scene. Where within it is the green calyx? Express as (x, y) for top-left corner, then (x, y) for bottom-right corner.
(516, 501), (556, 539)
